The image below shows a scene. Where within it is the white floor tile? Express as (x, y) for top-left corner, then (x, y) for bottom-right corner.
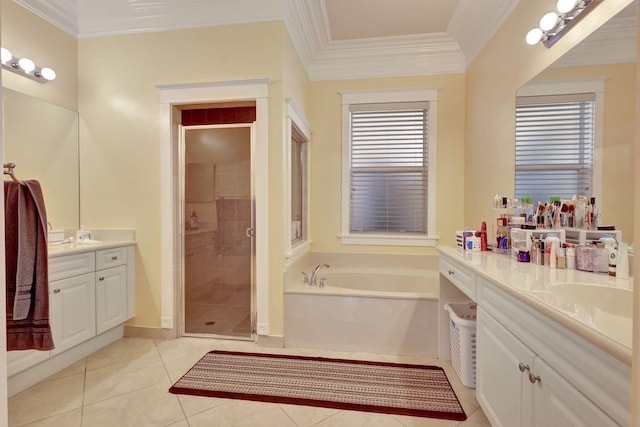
(7, 337), (487, 427)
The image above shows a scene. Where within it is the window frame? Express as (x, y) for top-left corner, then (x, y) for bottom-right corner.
(516, 79), (604, 206)
(340, 88), (438, 246)
(284, 98), (312, 263)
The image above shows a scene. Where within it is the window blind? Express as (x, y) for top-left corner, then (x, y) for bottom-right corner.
(349, 104), (428, 233)
(515, 94), (594, 204)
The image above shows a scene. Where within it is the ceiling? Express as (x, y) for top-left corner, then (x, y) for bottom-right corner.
(13, 0), (637, 80)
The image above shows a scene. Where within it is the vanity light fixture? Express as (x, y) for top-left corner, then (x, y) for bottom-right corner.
(0, 47), (56, 83)
(525, 0), (603, 48)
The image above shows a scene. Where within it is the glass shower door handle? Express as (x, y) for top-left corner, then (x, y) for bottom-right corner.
(246, 228), (255, 237)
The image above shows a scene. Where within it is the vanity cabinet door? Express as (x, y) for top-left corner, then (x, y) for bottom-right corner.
(96, 265), (128, 335)
(477, 306), (533, 427)
(50, 272), (97, 355)
(532, 358), (617, 427)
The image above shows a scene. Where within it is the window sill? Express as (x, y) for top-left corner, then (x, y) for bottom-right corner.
(285, 240), (311, 265)
(339, 234), (438, 247)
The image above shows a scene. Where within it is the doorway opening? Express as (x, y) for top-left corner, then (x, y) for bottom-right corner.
(180, 106), (255, 339)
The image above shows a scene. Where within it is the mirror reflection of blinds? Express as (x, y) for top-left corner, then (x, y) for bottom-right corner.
(515, 93), (595, 205)
(349, 103), (428, 233)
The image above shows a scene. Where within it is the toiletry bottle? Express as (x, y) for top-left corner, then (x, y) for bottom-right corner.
(549, 242), (557, 269)
(531, 239), (538, 264)
(566, 245), (576, 269)
(480, 221), (488, 251)
(557, 245), (566, 269)
(190, 211), (199, 229)
(76, 225), (91, 241)
(608, 245), (617, 277)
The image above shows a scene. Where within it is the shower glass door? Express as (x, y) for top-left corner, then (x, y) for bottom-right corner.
(181, 124), (254, 339)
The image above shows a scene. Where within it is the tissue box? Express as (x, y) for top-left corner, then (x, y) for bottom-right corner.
(48, 230), (65, 243)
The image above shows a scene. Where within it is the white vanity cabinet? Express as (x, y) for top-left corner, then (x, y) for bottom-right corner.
(437, 247), (631, 426)
(477, 306), (617, 427)
(49, 272), (97, 355)
(7, 242), (135, 397)
(475, 277), (628, 426)
(95, 246), (129, 334)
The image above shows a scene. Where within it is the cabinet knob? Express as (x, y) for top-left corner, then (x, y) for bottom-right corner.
(448, 270), (455, 275)
(528, 372), (541, 384)
(518, 362), (530, 373)
(99, 277), (105, 281)
(53, 289), (61, 294)
(111, 256), (118, 261)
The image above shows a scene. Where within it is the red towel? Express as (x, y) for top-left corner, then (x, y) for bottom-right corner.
(5, 180), (54, 351)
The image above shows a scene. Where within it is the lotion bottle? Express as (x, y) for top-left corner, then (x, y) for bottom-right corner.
(549, 242), (557, 269)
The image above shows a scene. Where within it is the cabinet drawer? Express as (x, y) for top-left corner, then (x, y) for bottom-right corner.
(440, 256), (476, 300)
(49, 252), (95, 282)
(96, 247), (128, 270)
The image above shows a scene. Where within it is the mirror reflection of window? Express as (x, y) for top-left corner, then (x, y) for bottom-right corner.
(515, 93), (596, 205)
(291, 124), (308, 245)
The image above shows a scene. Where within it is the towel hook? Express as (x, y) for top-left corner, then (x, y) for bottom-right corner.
(3, 163), (25, 185)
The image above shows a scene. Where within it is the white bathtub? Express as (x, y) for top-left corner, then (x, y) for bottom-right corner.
(284, 266), (439, 357)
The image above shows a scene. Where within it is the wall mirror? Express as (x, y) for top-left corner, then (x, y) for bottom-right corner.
(2, 89), (80, 230)
(517, 1), (637, 243)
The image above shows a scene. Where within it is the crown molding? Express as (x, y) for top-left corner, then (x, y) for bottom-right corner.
(286, 0), (466, 81)
(447, 0), (520, 67)
(16, 0), (78, 36)
(12, 0), (518, 81)
(75, 0), (283, 38)
(308, 34), (465, 81)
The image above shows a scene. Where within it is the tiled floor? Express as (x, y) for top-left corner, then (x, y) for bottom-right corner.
(8, 337), (491, 426)
(184, 282), (251, 337)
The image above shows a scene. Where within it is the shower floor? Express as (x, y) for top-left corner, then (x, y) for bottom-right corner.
(184, 281), (251, 337)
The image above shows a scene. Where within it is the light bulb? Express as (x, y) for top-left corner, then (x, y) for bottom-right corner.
(540, 12), (560, 31)
(18, 57), (35, 72)
(526, 28), (544, 45)
(0, 47), (12, 64)
(557, 0), (580, 13)
(39, 67), (56, 81)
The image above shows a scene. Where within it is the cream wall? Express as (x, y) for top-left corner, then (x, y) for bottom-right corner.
(533, 62), (636, 240)
(78, 22), (306, 333)
(0, 0), (77, 110)
(309, 74), (466, 254)
(465, 0), (634, 237)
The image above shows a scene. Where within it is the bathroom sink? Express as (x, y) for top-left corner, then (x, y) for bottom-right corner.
(540, 283), (632, 347)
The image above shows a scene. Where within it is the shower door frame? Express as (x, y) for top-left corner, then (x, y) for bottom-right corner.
(158, 79), (270, 343)
(179, 123), (256, 340)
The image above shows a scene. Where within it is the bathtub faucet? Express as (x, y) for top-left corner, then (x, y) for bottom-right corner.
(310, 263), (330, 286)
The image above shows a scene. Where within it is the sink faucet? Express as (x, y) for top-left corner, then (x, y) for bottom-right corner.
(310, 263), (330, 286)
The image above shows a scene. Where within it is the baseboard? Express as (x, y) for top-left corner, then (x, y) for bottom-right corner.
(256, 335), (285, 348)
(8, 326), (124, 397)
(124, 325), (177, 340)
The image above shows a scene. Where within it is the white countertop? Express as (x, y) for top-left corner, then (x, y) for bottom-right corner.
(438, 246), (633, 364)
(48, 240), (136, 258)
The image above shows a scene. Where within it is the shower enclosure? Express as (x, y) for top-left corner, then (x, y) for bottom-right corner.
(181, 123), (254, 339)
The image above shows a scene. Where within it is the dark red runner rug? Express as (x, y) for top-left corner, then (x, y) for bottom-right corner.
(169, 350), (466, 421)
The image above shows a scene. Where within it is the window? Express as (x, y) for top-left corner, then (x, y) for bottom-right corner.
(291, 123), (308, 245)
(341, 89), (437, 246)
(515, 93), (595, 204)
(285, 99), (311, 261)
